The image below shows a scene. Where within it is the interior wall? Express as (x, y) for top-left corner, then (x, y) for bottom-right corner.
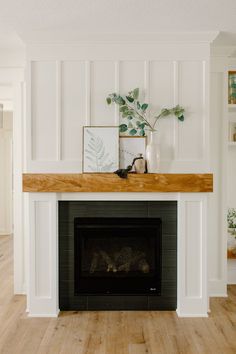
(26, 41), (210, 174)
(209, 53), (236, 290)
(227, 58), (236, 284)
(0, 110), (13, 235)
(208, 67), (226, 295)
(0, 55), (25, 294)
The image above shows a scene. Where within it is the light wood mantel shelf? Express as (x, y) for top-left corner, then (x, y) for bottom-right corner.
(22, 173), (213, 193)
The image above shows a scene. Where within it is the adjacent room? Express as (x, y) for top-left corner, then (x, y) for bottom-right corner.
(0, 1), (236, 353)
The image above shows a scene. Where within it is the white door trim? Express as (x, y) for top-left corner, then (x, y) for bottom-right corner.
(0, 68), (25, 294)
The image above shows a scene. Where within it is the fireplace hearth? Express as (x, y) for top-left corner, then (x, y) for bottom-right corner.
(59, 201), (177, 311)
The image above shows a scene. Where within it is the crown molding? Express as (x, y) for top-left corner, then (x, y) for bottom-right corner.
(19, 30), (219, 46)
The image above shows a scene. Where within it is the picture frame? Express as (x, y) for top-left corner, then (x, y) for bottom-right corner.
(83, 126), (119, 173)
(119, 136), (146, 170)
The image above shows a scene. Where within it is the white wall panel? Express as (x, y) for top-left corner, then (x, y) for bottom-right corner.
(61, 61), (86, 161)
(29, 193), (58, 316)
(149, 61), (174, 160)
(208, 72), (223, 287)
(120, 61), (144, 96)
(35, 201), (51, 297)
(178, 61), (204, 160)
(178, 194), (207, 316)
(27, 44), (210, 173)
(91, 61), (116, 126)
(31, 61), (57, 160)
(185, 201), (201, 297)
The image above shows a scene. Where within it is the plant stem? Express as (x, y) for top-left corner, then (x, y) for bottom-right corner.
(153, 113), (163, 129)
(126, 102), (155, 131)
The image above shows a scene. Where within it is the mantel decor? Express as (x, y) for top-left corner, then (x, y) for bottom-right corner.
(106, 88), (185, 172)
(83, 126), (119, 173)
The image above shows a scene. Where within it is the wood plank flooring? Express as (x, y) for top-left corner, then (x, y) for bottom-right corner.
(0, 235), (236, 354)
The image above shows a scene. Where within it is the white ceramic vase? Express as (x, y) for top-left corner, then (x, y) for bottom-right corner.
(146, 131), (160, 173)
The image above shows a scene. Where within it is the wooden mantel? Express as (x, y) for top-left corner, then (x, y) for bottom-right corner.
(22, 173), (213, 193)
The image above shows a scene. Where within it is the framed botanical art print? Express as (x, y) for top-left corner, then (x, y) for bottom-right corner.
(119, 136), (146, 170)
(83, 126), (119, 173)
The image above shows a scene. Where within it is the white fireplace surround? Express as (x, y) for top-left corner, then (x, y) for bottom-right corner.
(28, 191), (208, 317)
(24, 32), (219, 317)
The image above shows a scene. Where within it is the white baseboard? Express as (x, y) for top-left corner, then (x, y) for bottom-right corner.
(176, 310), (208, 318)
(28, 310), (60, 318)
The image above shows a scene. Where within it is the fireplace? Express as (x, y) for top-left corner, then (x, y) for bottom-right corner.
(59, 201), (177, 311)
(74, 217), (162, 295)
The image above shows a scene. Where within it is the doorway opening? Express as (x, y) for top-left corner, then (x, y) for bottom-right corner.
(0, 102), (13, 237)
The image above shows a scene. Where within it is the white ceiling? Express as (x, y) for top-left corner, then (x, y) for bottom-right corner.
(0, 0), (236, 46)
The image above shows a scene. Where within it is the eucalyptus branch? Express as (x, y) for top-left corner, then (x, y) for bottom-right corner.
(153, 113), (162, 129)
(125, 102), (155, 131)
(106, 88), (185, 136)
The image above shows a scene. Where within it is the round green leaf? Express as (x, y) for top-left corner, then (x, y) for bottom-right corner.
(115, 96), (126, 105)
(140, 123), (146, 129)
(129, 128), (137, 136)
(126, 96), (134, 103)
(178, 114), (184, 121)
(139, 129), (145, 136)
(141, 103), (148, 111)
(119, 124), (128, 132)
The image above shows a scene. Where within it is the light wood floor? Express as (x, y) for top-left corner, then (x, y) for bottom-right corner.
(0, 235), (236, 354)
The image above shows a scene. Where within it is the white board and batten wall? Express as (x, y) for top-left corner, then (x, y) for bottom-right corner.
(26, 34), (214, 173)
(25, 33), (221, 316)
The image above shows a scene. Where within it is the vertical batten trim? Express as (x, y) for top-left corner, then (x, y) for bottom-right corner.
(144, 60), (150, 121)
(28, 61), (33, 161)
(199, 200), (203, 298)
(22, 80), (27, 171)
(114, 61), (120, 125)
(202, 60), (208, 166)
(56, 61), (62, 161)
(85, 61), (91, 126)
(173, 61), (179, 160)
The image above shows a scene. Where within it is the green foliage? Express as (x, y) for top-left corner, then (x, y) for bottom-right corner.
(228, 209), (236, 229)
(141, 103), (148, 111)
(133, 88), (139, 99)
(129, 128), (137, 136)
(106, 88), (185, 136)
(119, 124), (128, 133)
(126, 96), (134, 103)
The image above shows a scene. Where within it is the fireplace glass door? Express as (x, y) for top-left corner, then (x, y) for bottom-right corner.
(74, 217), (162, 295)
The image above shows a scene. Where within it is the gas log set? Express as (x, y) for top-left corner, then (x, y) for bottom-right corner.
(89, 246), (150, 274)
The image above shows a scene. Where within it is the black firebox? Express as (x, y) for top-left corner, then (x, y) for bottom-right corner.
(74, 217), (162, 295)
(59, 201), (177, 311)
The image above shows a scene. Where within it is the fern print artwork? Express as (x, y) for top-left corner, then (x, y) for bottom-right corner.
(83, 127), (119, 173)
